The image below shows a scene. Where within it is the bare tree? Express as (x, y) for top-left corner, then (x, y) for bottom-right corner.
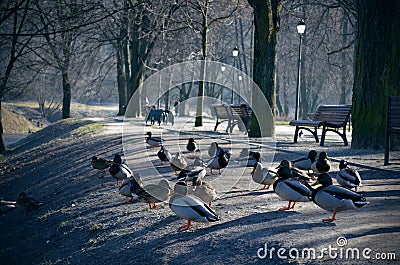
(177, 0), (238, 126)
(0, 0), (33, 153)
(34, 0), (89, 119)
(275, 0), (355, 120)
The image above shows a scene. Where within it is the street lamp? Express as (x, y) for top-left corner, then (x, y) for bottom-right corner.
(232, 46), (239, 104)
(295, 19), (305, 120)
(238, 75), (243, 104)
(221, 65), (226, 101)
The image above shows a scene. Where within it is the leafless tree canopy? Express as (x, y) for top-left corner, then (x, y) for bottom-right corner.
(4, 0), (386, 151)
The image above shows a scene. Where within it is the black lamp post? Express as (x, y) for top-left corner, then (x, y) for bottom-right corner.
(238, 75), (242, 104)
(221, 65), (226, 101)
(295, 19), (305, 120)
(232, 46), (239, 104)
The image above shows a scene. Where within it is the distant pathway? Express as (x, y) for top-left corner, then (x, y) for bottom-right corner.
(103, 115), (399, 173)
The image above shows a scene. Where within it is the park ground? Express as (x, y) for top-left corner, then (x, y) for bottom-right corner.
(0, 104), (399, 265)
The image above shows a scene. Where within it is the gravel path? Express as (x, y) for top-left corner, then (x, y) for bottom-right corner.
(0, 116), (399, 265)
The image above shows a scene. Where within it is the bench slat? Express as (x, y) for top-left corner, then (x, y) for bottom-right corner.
(289, 120), (322, 126)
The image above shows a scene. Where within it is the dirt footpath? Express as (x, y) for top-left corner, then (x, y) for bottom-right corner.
(0, 117), (399, 265)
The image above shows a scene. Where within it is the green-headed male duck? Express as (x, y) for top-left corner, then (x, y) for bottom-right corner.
(336, 160), (362, 191)
(273, 160), (313, 210)
(311, 173), (368, 222)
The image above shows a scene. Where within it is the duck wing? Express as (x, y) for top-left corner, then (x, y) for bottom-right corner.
(170, 195), (219, 222)
(157, 149), (167, 161)
(91, 158), (112, 170)
(139, 184), (170, 203)
(109, 163), (133, 179)
(284, 179), (313, 197)
(206, 157), (219, 169)
(323, 185), (366, 203)
(312, 185), (368, 211)
(339, 168), (361, 185)
(292, 156), (307, 164)
(252, 163), (275, 185)
(291, 167), (312, 183)
(177, 167), (205, 181)
(217, 151), (230, 168)
(293, 159), (312, 170)
(192, 185), (218, 204)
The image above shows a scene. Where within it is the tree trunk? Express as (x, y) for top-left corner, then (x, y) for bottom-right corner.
(126, 32), (134, 100)
(248, 0), (282, 137)
(179, 77), (193, 116)
(128, 28), (142, 117)
(61, 69), (71, 119)
(276, 83), (284, 117)
(164, 90), (170, 110)
(275, 67), (284, 117)
(0, 100), (6, 153)
(339, 16), (349, 104)
(238, 18), (248, 76)
(116, 47), (127, 116)
(352, 0), (400, 148)
(195, 1), (209, 127)
(195, 61), (206, 127)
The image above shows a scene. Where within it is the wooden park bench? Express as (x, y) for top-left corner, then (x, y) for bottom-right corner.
(384, 96), (400, 165)
(289, 104), (352, 146)
(210, 103), (252, 133)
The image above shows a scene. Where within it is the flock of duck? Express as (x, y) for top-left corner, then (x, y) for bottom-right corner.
(88, 131), (368, 231)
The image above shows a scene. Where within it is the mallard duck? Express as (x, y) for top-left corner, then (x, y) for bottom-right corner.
(91, 156), (113, 177)
(276, 160), (311, 183)
(119, 173), (144, 203)
(290, 166), (313, 183)
(238, 151), (261, 168)
(170, 152), (188, 174)
(112, 153), (125, 165)
(136, 178), (172, 209)
(157, 146), (172, 165)
(311, 173), (369, 222)
(336, 160), (362, 191)
(109, 162), (133, 185)
(0, 199), (16, 213)
(190, 177), (218, 207)
(273, 160), (313, 210)
(206, 147), (230, 175)
(251, 162), (277, 190)
(186, 138), (198, 157)
(207, 142), (223, 157)
(16, 192), (44, 216)
(292, 150), (318, 173)
(169, 181), (220, 231)
(177, 166), (206, 183)
(311, 151), (331, 174)
(145, 132), (163, 148)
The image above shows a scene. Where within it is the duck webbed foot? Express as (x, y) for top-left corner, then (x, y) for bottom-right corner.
(323, 210), (337, 223)
(279, 201), (296, 210)
(178, 220), (192, 231)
